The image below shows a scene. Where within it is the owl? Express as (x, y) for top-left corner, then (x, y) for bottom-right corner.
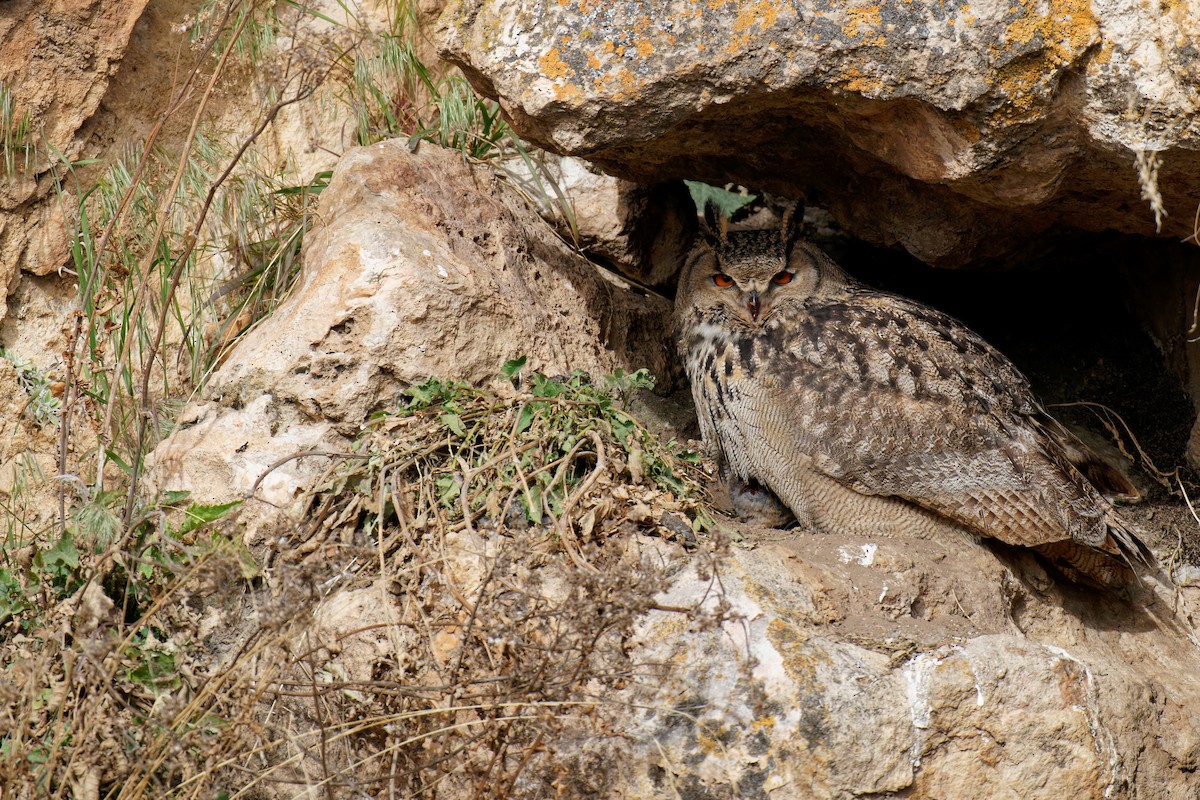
(674, 204), (1154, 588)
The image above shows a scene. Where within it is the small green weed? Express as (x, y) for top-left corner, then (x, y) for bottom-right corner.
(190, 0), (280, 66)
(0, 491), (241, 632)
(342, 24), (580, 242)
(0, 489), (253, 799)
(685, 180), (758, 220)
(1, 81), (35, 175)
(1, 348), (62, 425)
(299, 360), (708, 550)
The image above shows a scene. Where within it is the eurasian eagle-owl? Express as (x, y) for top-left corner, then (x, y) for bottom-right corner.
(674, 204), (1152, 588)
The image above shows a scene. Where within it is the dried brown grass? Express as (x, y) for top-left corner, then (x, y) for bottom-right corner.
(0, 371), (723, 799)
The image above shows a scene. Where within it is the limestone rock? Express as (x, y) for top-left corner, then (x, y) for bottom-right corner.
(146, 397), (335, 510)
(0, 0), (149, 313)
(602, 529), (1200, 800)
(16, 195), (74, 278)
(238, 514), (1200, 799)
(436, 0), (1200, 266)
(149, 141), (673, 508)
(579, 176), (696, 289)
(0, 0), (147, 177)
(518, 155), (696, 287)
(207, 140), (672, 429)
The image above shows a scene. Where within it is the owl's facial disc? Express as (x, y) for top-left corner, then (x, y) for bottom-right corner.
(710, 270), (774, 325)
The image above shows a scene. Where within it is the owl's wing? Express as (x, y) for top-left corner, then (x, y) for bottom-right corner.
(769, 291), (1151, 575)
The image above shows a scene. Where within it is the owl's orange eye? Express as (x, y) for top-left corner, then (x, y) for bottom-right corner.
(713, 273), (735, 288)
(771, 271), (794, 286)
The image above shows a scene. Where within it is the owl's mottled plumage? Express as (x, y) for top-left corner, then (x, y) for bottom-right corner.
(674, 205), (1153, 588)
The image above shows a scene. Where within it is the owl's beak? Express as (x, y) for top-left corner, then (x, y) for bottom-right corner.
(747, 291), (762, 321)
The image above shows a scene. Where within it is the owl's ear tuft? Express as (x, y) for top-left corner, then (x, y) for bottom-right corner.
(700, 201), (729, 245)
(780, 200), (804, 245)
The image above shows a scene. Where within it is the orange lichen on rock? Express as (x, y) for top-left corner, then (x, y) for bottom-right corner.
(733, 0), (780, 32)
(949, 116), (984, 144)
(1004, 0), (1098, 53)
(839, 64), (886, 94)
(766, 618), (825, 690)
(553, 82), (583, 101)
(990, 0), (1099, 123)
(615, 67), (640, 100)
(726, 0), (786, 51)
(844, 4), (886, 47)
(538, 46), (574, 80)
(1092, 39), (1114, 66)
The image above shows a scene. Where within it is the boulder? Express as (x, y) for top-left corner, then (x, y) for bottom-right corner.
(149, 141), (674, 508)
(435, 0), (1200, 266)
(207, 140), (674, 426)
(587, 529), (1200, 799)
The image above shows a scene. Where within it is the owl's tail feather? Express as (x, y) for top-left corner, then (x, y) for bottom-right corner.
(1106, 513), (1157, 569)
(1034, 515), (1155, 589)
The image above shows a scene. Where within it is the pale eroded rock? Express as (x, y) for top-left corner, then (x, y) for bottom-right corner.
(207, 140), (673, 430)
(148, 141), (673, 511)
(607, 530), (1200, 800)
(240, 520), (1200, 799)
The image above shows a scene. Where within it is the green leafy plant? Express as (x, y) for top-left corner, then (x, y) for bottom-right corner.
(1, 348), (62, 425)
(0, 492), (255, 799)
(0, 490), (242, 632)
(685, 179), (758, 220)
(301, 361), (708, 546)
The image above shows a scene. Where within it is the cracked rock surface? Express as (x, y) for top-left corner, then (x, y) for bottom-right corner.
(436, 0), (1200, 266)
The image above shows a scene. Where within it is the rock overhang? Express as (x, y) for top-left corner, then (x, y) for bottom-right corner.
(436, 0), (1200, 266)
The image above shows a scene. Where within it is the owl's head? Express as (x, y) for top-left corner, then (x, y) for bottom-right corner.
(675, 202), (850, 330)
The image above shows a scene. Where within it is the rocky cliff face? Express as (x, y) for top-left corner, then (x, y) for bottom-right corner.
(619, 531), (1200, 800)
(0, 0), (148, 300)
(436, 0), (1200, 266)
(4, 2), (1200, 798)
(146, 139), (1200, 800)
(434, 0), (1200, 478)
